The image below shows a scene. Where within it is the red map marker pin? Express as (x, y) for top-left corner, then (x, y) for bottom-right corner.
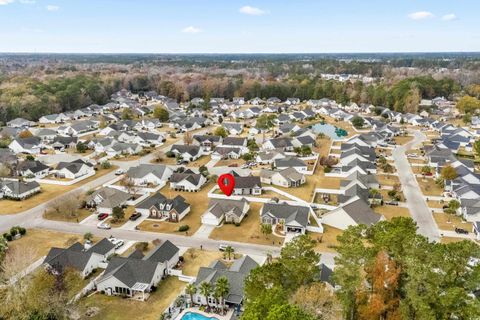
(218, 173), (235, 196)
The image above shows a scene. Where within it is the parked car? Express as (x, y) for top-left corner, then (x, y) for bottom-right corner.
(97, 222), (111, 230)
(108, 236), (124, 248)
(218, 244), (234, 252)
(115, 169), (126, 175)
(129, 212), (142, 221)
(455, 227), (469, 235)
(97, 213), (109, 221)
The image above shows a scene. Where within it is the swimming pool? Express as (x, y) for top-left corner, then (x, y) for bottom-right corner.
(180, 312), (219, 320)
(311, 123), (347, 140)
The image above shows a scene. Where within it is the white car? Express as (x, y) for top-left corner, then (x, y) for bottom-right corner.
(97, 222), (111, 230)
(108, 237), (125, 249)
(218, 244), (234, 252)
(115, 169), (126, 175)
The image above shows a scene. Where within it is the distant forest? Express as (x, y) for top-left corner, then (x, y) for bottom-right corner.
(0, 53), (479, 123)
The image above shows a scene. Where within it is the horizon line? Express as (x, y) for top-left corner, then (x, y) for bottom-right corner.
(1, 51), (480, 55)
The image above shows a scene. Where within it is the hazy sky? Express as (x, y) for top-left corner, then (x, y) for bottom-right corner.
(0, 0), (478, 53)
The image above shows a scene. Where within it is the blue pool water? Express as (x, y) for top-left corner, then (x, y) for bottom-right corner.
(181, 312), (219, 320)
(311, 123), (344, 140)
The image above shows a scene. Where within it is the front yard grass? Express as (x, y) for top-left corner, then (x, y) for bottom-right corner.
(80, 277), (185, 320)
(427, 200), (446, 209)
(214, 158), (247, 167)
(433, 213), (472, 232)
(209, 202), (284, 247)
(137, 181), (216, 235)
(373, 205), (411, 221)
(187, 155), (212, 168)
(43, 207), (93, 223)
(417, 178), (444, 196)
(310, 226), (342, 253)
(376, 174), (400, 187)
(0, 165), (117, 215)
(394, 135), (414, 145)
(109, 206), (136, 228)
(180, 248), (224, 277)
(7, 229), (91, 264)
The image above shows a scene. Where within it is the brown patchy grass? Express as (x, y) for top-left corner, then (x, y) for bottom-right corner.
(137, 181), (216, 235)
(376, 174), (400, 187)
(187, 155), (212, 168)
(80, 277), (185, 320)
(214, 158), (247, 167)
(43, 208), (93, 223)
(433, 213), (472, 232)
(209, 202), (284, 247)
(427, 200), (446, 209)
(374, 206), (411, 221)
(0, 166), (117, 215)
(310, 226), (342, 253)
(181, 248), (224, 277)
(7, 229), (89, 263)
(394, 135), (414, 145)
(417, 178), (444, 196)
(440, 237), (475, 244)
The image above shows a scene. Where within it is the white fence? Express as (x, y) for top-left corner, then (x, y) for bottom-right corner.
(37, 170), (96, 186)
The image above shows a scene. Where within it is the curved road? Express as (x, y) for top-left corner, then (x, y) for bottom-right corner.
(392, 130), (440, 242)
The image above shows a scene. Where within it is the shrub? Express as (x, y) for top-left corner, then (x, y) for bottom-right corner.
(100, 161), (112, 169)
(18, 227), (26, 235)
(3, 233), (12, 241)
(324, 166), (332, 173)
(135, 242), (149, 252)
(178, 225), (189, 232)
(235, 222), (241, 227)
(166, 151), (175, 158)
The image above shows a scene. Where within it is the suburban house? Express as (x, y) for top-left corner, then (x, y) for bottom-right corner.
(321, 196), (384, 230)
(170, 145), (202, 162)
(223, 123), (244, 135)
(44, 238), (115, 278)
(260, 168), (306, 188)
(274, 157), (308, 173)
(192, 135), (222, 152)
(211, 146), (242, 160)
(221, 137), (248, 153)
(260, 202), (310, 234)
(192, 256), (258, 308)
(126, 164), (173, 186)
(17, 160), (50, 178)
(106, 142), (143, 157)
(96, 241), (179, 300)
(7, 118), (36, 128)
(233, 176), (262, 195)
(55, 159), (95, 179)
(9, 137), (42, 154)
(256, 150), (286, 165)
(169, 170), (207, 192)
(262, 137), (294, 152)
(201, 198), (250, 225)
(0, 178), (41, 200)
(86, 187), (132, 214)
(136, 192), (191, 222)
(39, 113), (69, 124)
